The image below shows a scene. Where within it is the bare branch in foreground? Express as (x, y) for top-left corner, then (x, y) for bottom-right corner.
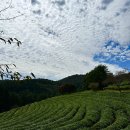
(0, 13), (24, 21)
(0, 0), (12, 13)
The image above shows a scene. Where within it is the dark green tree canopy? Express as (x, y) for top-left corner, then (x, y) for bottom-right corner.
(85, 65), (109, 89)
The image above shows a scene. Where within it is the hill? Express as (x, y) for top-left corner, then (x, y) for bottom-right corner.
(0, 75), (84, 112)
(0, 91), (130, 130)
(58, 74), (85, 90)
(0, 79), (58, 112)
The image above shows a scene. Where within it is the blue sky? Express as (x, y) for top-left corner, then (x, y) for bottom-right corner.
(94, 40), (130, 71)
(0, 0), (130, 80)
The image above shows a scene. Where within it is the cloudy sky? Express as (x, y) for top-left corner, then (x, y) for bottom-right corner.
(0, 0), (130, 80)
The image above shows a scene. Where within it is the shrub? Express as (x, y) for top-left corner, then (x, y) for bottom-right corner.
(120, 80), (130, 86)
(59, 84), (76, 94)
(88, 83), (100, 91)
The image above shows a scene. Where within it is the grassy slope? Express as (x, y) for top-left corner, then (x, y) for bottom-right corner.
(0, 75), (85, 112)
(0, 91), (130, 130)
(105, 85), (130, 90)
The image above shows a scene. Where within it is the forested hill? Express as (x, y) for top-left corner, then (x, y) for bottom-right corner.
(58, 74), (85, 90)
(0, 79), (57, 112)
(1, 71), (130, 113)
(0, 74), (85, 112)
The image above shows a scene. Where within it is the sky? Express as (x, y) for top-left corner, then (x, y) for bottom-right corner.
(0, 0), (130, 80)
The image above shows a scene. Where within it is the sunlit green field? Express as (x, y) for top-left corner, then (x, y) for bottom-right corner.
(0, 91), (130, 130)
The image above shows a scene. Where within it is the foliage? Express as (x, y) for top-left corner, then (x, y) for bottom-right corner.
(0, 74), (85, 113)
(0, 91), (130, 129)
(88, 82), (99, 91)
(104, 72), (130, 92)
(0, 79), (58, 112)
(114, 71), (130, 93)
(103, 72), (115, 86)
(105, 85), (130, 90)
(58, 74), (85, 91)
(0, 37), (22, 46)
(59, 84), (76, 94)
(0, 0), (26, 80)
(85, 65), (109, 90)
(0, 64), (35, 80)
(120, 80), (130, 86)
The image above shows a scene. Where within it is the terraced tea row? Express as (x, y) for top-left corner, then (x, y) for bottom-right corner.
(0, 91), (130, 130)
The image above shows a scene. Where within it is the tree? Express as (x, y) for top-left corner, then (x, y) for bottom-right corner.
(0, 1), (35, 80)
(58, 84), (76, 94)
(85, 65), (108, 90)
(114, 71), (127, 93)
(0, 0), (23, 46)
(0, 63), (35, 80)
(103, 72), (115, 86)
(0, 0), (22, 57)
(88, 82), (99, 91)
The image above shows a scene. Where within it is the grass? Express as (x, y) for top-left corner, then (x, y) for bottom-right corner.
(105, 85), (130, 90)
(0, 91), (130, 130)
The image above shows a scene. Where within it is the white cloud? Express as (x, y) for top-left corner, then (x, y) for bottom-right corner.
(95, 41), (130, 62)
(0, 0), (130, 80)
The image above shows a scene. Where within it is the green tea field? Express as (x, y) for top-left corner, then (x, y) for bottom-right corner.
(0, 91), (130, 130)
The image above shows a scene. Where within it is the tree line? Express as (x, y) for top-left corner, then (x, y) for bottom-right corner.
(0, 79), (58, 113)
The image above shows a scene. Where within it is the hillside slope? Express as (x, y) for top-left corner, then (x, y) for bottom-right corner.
(58, 74), (85, 90)
(0, 79), (58, 112)
(0, 75), (85, 112)
(0, 91), (130, 130)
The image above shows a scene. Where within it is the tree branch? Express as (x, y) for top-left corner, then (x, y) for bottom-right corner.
(0, 37), (22, 47)
(0, 13), (24, 21)
(0, 0), (12, 13)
